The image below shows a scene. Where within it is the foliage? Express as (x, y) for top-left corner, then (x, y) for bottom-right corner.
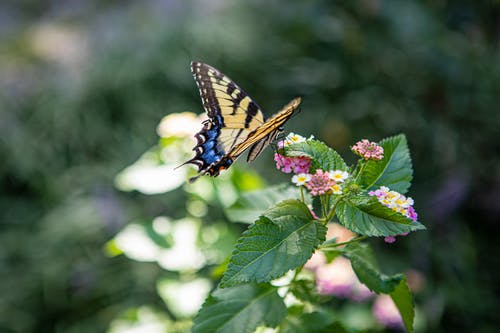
(188, 132), (423, 332)
(192, 284), (286, 333)
(358, 135), (413, 193)
(220, 200), (326, 288)
(1, 1), (499, 333)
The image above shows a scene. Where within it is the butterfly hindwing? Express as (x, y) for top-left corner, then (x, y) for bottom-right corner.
(183, 62), (301, 181)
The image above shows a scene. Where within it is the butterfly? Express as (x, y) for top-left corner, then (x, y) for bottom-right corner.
(181, 61), (301, 182)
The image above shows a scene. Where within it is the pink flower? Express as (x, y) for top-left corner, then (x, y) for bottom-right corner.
(304, 251), (326, 271)
(316, 257), (355, 297)
(305, 169), (336, 196)
(352, 139), (384, 161)
(274, 153), (311, 174)
(384, 232), (410, 243)
(384, 236), (396, 243)
(314, 256), (374, 301)
(294, 157), (311, 173)
(274, 153), (293, 173)
(373, 295), (404, 329)
(407, 206), (418, 222)
(368, 187), (389, 198)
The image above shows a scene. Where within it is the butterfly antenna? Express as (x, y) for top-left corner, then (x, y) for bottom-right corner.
(174, 158), (193, 171)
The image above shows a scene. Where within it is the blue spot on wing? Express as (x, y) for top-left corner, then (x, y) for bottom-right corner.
(198, 123), (226, 165)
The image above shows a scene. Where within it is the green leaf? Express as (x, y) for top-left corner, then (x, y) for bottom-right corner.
(323, 250), (341, 263)
(359, 134), (413, 193)
(288, 279), (319, 303)
(390, 277), (415, 333)
(280, 310), (346, 333)
(192, 284), (286, 333)
(220, 200), (327, 288)
(225, 185), (301, 224)
(285, 140), (348, 171)
(336, 196), (426, 237)
(311, 195), (335, 219)
(342, 243), (402, 294)
(321, 237), (338, 247)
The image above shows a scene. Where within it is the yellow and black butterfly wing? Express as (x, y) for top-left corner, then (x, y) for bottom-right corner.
(192, 61), (265, 144)
(183, 62), (300, 182)
(233, 97), (301, 162)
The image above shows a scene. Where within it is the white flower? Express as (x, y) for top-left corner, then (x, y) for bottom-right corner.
(332, 184), (343, 194)
(328, 170), (349, 183)
(284, 132), (307, 146)
(292, 173), (311, 186)
(156, 112), (201, 137)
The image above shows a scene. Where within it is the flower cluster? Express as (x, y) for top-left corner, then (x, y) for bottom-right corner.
(275, 134), (354, 196)
(304, 170), (336, 196)
(290, 169), (349, 196)
(274, 133), (313, 174)
(274, 154), (311, 174)
(368, 186), (418, 222)
(352, 139), (384, 161)
(369, 186), (418, 243)
(275, 133), (351, 197)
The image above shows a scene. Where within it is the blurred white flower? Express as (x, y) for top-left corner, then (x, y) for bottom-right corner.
(112, 218), (206, 271)
(157, 278), (211, 318)
(106, 306), (169, 333)
(157, 218), (205, 271)
(114, 224), (160, 262)
(29, 23), (88, 71)
(115, 151), (186, 194)
(156, 112), (205, 138)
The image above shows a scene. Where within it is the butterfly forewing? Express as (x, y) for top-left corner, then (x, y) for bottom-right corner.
(191, 62), (265, 128)
(228, 97), (301, 161)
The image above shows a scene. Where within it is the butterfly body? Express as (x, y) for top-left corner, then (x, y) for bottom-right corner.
(183, 62), (301, 182)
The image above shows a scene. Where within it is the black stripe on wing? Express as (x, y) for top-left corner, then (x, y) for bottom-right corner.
(191, 62), (265, 127)
(246, 128), (281, 162)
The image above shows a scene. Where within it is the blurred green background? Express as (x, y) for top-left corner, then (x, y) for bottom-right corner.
(1, 0), (499, 332)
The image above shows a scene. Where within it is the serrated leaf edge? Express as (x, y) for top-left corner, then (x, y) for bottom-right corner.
(221, 219), (317, 287)
(193, 286), (283, 332)
(363, 134), (409, 190)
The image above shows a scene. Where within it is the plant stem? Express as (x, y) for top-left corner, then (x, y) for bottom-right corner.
(324, 195), (345, 223)
(321, 195), (328, 219)
(354, 160), (367, 182)
(320, 235), (368, 250)
(300, 186), (305, 203)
